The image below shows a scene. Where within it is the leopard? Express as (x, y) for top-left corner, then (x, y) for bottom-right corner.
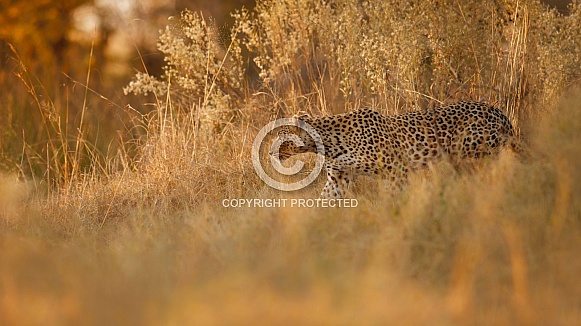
(272, 101), (520, 199)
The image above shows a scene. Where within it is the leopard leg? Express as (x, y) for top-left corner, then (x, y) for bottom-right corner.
(320, 166), (352, 199)
(321, 178), (342, 199)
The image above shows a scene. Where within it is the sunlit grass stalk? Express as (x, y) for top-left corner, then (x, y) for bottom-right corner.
(71, 38), (94, 188)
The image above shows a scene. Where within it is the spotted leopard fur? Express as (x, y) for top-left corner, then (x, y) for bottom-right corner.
(275, 101), (519, 199)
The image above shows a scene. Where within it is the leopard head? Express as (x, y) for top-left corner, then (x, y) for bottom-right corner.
(270, 113), (317, 161)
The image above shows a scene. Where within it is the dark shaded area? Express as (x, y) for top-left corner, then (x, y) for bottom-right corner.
(542, 0), (573, 13)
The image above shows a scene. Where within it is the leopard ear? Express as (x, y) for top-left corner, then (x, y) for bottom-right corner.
(292, 111), (311, 120)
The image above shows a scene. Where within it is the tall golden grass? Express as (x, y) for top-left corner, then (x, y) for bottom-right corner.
(1, 0), (580, 325)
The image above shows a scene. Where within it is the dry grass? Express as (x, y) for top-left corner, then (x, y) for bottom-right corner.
(1, 94), (580, 325)
(1, 0), (581, 325)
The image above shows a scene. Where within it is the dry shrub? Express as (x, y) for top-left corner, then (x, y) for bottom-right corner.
(125, 9), (246, 136)
(236, 0), (581, 119)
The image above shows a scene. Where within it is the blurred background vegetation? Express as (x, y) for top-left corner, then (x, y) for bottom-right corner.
(0, 0), (255, 183)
